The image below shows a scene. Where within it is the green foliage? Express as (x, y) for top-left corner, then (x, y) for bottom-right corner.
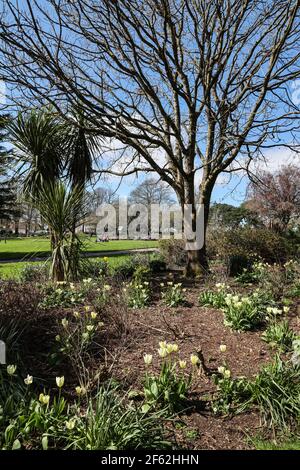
(213, 356), (300, 429)
(125, 281), (150, 309)
(55, 307), (103, 361)
(19, 262), (48, 283)
(143, 342), (192, 414)
(198, 283), (229, 309)
(209, 228), (294, 271)
(39, 282), (86, 308)
(262, 320), (295, 351)
(161, 282), (186, 307)
(132, 265), (150, 284)
(222, 292), (272, 331)
(291, 339), (300, 366)
(0, 382), (169, 450)
(158, 239), (186, 267)
(252, 437), (300, 450)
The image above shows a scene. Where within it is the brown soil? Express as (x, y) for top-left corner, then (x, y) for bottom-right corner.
(106, 274), (300, 450)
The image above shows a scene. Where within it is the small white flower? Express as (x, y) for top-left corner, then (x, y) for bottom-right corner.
(61, 318), (68, 329)
(219, 344), (227, 353)
(7, 364), (17, 375)
(56, 376), (65, 388)
(143, 354), (153, 365)
(24, 374), (33, 385)
(190, 354), (199, 366)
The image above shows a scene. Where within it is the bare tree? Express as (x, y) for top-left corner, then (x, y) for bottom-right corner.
(0, 0), (300, 274)
(247, 164), (300, 232)
(129, 178), (175, 206)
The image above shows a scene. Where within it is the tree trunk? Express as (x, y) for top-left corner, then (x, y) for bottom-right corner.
(182, 179), (213, 277)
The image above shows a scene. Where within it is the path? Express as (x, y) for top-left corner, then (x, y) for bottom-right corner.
(0, 247), (158, 264)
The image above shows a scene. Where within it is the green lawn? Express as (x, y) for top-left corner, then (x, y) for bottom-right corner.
(0, 254), (132, 280)
(0, 237), (158, 261)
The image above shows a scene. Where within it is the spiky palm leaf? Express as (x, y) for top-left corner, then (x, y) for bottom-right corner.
(7, 109), (63, 195)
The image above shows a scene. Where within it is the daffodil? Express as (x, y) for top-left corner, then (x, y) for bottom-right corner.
(24, 374), (33, 385)
(7, 364), (17, 375)
(86, 325), (94, 332)
(90, 311), (97, 319)
(224, 369), (231, 379)
(159, 341), (167, 348)
(103, 257), (109, 263)
(73, 311), (80, 318)
(283, 306), (290, 313)
(61, 318), (68, 329)
(179, 360), (187, 369)
(218, 366), (225, 374)
(55, 335), (61, 342)
(104, 284), (111, 291)
(143, 354), (153, 365)
(219, 344), (227, 353)
(56, 376), (65, 388)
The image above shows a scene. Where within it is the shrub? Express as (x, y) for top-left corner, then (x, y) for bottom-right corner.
(78, 258), (109, 279)
(19, 263), (48, 282)
(161, 282), (186, 307)
(262, 320), (295, 351)
(39, 281), (89, 308)
(148, 256), (166, 273)
(209, 227), (294, 274)
(158, 239), (187, 267)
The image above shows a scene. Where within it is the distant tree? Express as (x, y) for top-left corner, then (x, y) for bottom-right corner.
(247, 165), (300, 232)
(87, 187), (116, 214)
(129, 178), (175, 206)
(209, 203), (259, 229)
(0, 115), (19, 222)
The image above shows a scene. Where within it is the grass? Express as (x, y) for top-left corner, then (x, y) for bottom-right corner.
(0, 237), (158, 261)
(0, 255), (132, 280)
(252, 437), (300, 450)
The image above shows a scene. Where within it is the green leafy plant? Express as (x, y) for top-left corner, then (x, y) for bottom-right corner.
(39, 283), (85, 308)
(213, 356), (300, 429)
(125, 281), (150, 309)
(262, 320), (295, 351)
(291, 338), (300, 366)
(0, 381), (169, 450)
(55, 306), (103, 360)
(161, 282), (186, 307)
(142, 341), (193, 414)
(198, 283), (229, 308)
(222, 293), (264, 331)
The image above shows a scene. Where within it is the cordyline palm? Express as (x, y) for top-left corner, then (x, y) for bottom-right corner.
(7, 109), (63, 196)
(7, 107), (99, 280)
(30, 182), (88, 282)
